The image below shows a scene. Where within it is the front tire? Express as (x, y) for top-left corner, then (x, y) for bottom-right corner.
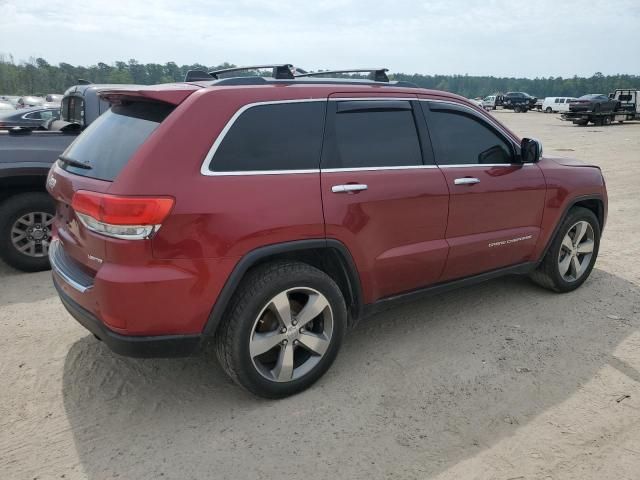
(530, 207), (600, 293)
(215, 261), (347, 398)
(0, 192), (55, 272)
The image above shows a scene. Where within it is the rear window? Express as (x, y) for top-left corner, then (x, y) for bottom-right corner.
(210, 102), (325, 172)
(61, 96), (84, 125)
(59, 102), (173, 181)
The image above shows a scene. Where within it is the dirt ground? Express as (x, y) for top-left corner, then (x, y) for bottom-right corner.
(1, 111), (639, 480)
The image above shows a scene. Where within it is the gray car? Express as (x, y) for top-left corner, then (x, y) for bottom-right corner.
(16, 96), (45, 109)
(0, 107), (60, 130)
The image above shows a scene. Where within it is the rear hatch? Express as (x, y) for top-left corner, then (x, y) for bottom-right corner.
(47, 87), (195, 278)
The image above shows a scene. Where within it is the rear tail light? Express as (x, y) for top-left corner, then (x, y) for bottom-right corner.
(72, 190), (174, 240)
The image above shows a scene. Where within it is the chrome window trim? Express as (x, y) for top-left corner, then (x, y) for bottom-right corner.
(201, 97), (422, 177)
(207, 169), (319, 176)
(322, 165), (437, 173)
(200, 99), (326, 177)
(438, 163), (534, 168)
(199, 96), (531, 176)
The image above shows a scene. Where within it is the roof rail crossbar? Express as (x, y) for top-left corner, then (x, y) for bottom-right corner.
(295, 68), (390, 83)
(184, 70), (215, 82)
(208, 64), (295, 80)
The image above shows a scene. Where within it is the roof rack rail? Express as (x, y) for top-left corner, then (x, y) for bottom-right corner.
(184, 70), (214, 82)
(295, 68), (389, 83)
(208, 64), (296, 80)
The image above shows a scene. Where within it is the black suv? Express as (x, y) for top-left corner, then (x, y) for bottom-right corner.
(502, 92), (537, 112)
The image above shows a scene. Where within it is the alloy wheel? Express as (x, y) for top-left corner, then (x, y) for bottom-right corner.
(10, 211), (54, 258)
(249, 287), (334, 382)
(558, 220), (595, 282)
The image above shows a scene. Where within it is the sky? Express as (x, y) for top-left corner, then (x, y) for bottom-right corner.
(1, 0), (639, 78)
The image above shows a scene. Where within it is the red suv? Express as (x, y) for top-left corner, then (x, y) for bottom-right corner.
(47, 67), (607, 398)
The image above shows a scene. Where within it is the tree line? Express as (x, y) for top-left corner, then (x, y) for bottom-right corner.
(1, 55), (638, 99)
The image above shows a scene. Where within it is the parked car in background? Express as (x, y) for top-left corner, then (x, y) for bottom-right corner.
(542, 97), (577, 113)
(533, 98), (544, 111)
(0, 100), (14, 111)
(562, 89), (639, 126)
(502, 92), (537, 112)
(0, 107), (60, 130)
(16, 96), (45, 109)
(569, 94), (618, 113)
(46, 69), (607, 398)
(1, 95), (20, 107)
(0, 83), (141, 271)
(481, 95), (497, 110)
(610, 89), (639, 114)
(45, 94), (63, 104)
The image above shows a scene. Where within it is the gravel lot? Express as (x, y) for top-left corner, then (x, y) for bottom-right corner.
(1, 111), (639, 480)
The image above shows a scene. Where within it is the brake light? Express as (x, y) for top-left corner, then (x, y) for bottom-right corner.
(72, 190), (174, 240)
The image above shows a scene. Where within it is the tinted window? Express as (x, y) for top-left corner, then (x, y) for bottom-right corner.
(61, 95), (84, 124)
(427, 108), (513, 165)
(25, 111), (42, 120)
(59, 102), (173, 181)
(323, 102), (422, 168)
(211, 102), (325, 172)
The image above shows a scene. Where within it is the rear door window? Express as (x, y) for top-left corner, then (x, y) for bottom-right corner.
(58, 101), (173, 181)
(322, 100), (424, 169)
(209, 102), (325, 172)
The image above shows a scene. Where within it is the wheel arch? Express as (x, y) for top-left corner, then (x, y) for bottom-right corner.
(202, 239), (363, 336)
(0, 174), (49, 204)
(537, 194), (605, 263)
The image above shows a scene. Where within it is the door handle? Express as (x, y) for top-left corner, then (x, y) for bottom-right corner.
(454, 177), (480, 185)
(332, 184), (368, 193)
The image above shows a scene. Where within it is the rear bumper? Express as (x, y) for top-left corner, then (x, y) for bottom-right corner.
(54, 277), (203, 358)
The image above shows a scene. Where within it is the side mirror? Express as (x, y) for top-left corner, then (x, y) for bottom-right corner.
(521, 137), (542, 163)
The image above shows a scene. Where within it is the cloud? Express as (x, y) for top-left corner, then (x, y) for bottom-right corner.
(1, 0), (639, 77)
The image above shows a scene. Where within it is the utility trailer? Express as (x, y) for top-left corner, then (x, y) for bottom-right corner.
(562, 89), (640, 126)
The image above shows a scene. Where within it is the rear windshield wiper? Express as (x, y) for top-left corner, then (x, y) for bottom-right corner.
(58, 155), (92, 170)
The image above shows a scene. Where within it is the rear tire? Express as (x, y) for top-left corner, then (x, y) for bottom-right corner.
(545, 107), (552, 113)
(0, 192), (54, 272)
(530, 207), (600, 293)
(514, 105), (522, 113)
(215, 261), (347, 398)
(603, 115), (612, 126)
